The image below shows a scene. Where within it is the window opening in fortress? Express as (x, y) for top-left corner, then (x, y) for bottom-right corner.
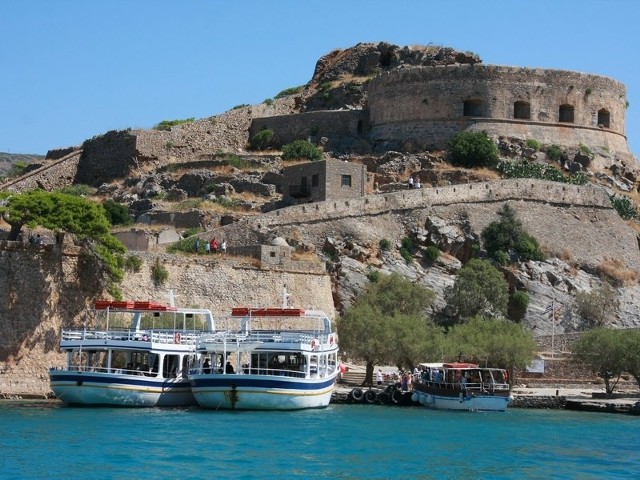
(514, 101), (531, 120)
(597, 109), (610, 128)
(312, 174), (319, 187)
(463, 99), (485, 117)
(357, 119), (363, 135)
(559, 104), (575, 123)
(341, 175), (352, 187)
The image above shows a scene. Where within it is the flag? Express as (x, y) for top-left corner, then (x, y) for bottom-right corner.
(545, 303), (553, 314)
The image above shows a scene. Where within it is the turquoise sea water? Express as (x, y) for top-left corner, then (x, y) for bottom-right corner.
(1, 401), (639, 480)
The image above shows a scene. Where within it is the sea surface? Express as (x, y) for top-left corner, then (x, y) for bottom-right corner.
(1, 400), (639, 479)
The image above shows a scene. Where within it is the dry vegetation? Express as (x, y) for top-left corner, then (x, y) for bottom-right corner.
(597, 257), (640, 285)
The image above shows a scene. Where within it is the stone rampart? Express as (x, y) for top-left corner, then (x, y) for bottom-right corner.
(0, 247), (334, 397)
(0, 150), (82, 193)
(74, 130), (137, 186)
(254, 179), (611, 227)
(251, 110), (366, 150)
(367, 64), (629, 153)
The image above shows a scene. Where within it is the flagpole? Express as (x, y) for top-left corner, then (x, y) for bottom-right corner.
(551, 296), (555, 359)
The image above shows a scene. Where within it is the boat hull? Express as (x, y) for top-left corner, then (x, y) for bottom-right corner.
(49, 370), (196, 407)
(412, 389), (511, 412)
(190, 373), (337, 410)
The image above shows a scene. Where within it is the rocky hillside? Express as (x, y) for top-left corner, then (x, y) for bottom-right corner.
(2, 42), (640, 397)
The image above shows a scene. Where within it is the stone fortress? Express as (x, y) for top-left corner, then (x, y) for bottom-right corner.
(2, 43), (640, 397)
(2, 43), (634, 194)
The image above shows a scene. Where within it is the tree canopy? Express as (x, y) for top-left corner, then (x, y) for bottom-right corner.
(445, 316), (537, 374)
(447, 130), (499, 168)
(481, 204), (544, 263)
(0, 190), (126, 292)
(443, 258), (509, 324)
(338, 273), (438, 384)
(572, 328), (627, 394)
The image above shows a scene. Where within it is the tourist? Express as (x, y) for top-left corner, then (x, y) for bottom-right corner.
(401, 372), (409, 392)
(408, 176), (414, 189)
(211, 238), (219, 253)
(376, 369), (383, 387)
(221, 239), (227, 254)
(203, 358), (211, 374)
(204, 239), (211, 254)
(225, 361), (235, 374)
(415, 178), (421, 188)
(195, 238), (200, 253)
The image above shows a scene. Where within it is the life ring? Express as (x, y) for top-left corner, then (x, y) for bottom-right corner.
(174, 332), (182, 344)
(350, 388), (364, 402)
(142, 334), (149, 342)
(364, 389), (377, 404)
(310, 338), (319, 351)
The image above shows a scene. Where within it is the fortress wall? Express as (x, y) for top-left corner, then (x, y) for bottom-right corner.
(256, 179), (612, 228)
(251, 110), (365, 146)
(0, 247), (334, 396)
(1, 151), (82, 193)
(367, 65), (629, 153)
(74, 130), (138, 186)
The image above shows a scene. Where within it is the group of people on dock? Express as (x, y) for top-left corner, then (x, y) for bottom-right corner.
(194, 237), (227, 254)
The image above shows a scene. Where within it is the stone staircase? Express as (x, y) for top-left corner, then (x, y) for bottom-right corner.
(339, 369), (368, 386)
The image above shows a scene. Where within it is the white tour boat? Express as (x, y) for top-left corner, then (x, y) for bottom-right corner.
(49, 298), (215, 407)
(411, 362), (512, 412)
(189, 294), (339, 410)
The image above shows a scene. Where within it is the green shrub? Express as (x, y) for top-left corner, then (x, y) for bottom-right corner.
(183, 227), (201, 238)
(153, 118), (195, 131)
(263, 98), (274, 106)
(610, 195), (637, 220)
(59, 184), (95, 196)
(232, 104), (250, 110)
(425, 245), (440, 261)
(275, 85), (304, 98)
(151, 259), (169, 286)
(379, 238), (391, 251)
(515, 233), (544, 261)
(366, 268), (380, 283)
(482, 204), (545, 262)
(497, 159), (588, 186)
(401, 236), (414, 251)
(525, 139), (541, 151)
(494, 250), (510, 266)
(249, 129), (276, 151)
(103, 200), (133, 226)
(123, 255), (143, 272)
(281, 140), (323, 161)
(447, 131), (499, 168)
(546, 144), (563, 162)
(508, 290), (530, 321)
(399, 248), (413, 264)
(579, 144), (592, 154)
(224, 154), (252, 169)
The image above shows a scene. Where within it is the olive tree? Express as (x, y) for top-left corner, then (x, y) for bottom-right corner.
(445, 316), (537, 382)
(573, 283), (619, 327)
(338, 273), (437, 385)
(572, 328), (627, 395)
(443, 259), (509, 324)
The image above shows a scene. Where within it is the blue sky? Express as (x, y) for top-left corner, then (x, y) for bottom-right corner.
(2, 0), (639, 157)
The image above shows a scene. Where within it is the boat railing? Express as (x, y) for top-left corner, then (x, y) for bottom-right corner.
(60, 328), (203, 345)
(49, 365), (158, 376)
(416, 378), (510, 392)
(198, 330), (328, 346)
